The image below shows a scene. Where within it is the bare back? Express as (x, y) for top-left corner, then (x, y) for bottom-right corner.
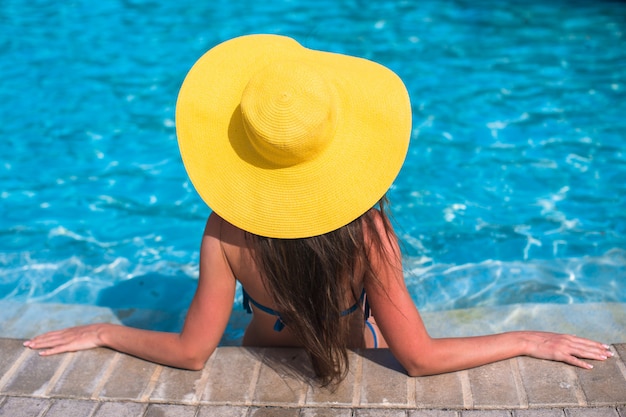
(214, 212), (381, 348)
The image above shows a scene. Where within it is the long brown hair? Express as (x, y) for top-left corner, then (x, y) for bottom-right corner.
(246, 198), (398, 386)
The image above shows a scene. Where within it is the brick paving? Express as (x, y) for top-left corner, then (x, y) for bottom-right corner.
(1, 338), (625, 416)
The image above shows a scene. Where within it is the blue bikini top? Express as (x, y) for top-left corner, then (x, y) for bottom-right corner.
(242, 287), (369, 332)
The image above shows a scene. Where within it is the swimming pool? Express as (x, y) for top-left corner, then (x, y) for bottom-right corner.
(1, 0), (625, 341)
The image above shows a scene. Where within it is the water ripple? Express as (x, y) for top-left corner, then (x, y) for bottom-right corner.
(0, 0), (625, 335)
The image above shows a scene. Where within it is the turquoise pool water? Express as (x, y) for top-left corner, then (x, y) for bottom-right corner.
(1, 1), (625, 339)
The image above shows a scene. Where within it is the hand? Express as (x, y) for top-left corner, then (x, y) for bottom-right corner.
(522, 332), (613, 369)
(23, 324), (108, 356)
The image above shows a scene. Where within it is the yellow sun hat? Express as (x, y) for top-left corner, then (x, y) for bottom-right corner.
(176, 34), (411, 238)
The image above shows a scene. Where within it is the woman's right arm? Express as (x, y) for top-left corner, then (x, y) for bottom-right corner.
(25, 213), (236, 370)
(364, 212), (612, 376)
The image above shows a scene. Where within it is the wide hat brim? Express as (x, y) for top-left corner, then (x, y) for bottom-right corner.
(176, 34), (411, 238)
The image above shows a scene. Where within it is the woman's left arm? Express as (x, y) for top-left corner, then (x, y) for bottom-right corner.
(364, 210), (611, 376)
(25, 213), (236, 370)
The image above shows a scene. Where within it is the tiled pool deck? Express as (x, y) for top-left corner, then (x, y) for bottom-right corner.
(1, 338), (625, 417)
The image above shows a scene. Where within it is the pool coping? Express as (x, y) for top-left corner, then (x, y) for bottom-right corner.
(1, 338), (625, 416)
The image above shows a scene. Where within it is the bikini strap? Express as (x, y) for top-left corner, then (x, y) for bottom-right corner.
(363, 290), (372, 320)
(341, 288), (367, 317)
(242, 287), (286, 331)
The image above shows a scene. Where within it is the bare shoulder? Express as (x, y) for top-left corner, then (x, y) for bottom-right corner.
(203, 212), (220, 235)
(363, 208), (399, 252)
(201, 212), (252, 281)
(209, 213), (247, 248)
(203, 213), (245, 244)
(363, 208), (384, 236)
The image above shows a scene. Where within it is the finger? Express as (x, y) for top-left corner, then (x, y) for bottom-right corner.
(573, 340), (609, 353)
(567, 340), (613, 360)
(25, 335), (66, 349)
(574, 346), (613, 361)
(25, 332), (58, 345)
(37, 345), (75, 356)
(567, 356), (594, 370)
(568, 336), (611, 351)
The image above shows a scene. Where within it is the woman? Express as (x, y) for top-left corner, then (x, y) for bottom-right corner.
(24, 34), (612, 386)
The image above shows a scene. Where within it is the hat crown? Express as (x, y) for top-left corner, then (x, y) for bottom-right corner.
(240, 61), (337, 167)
